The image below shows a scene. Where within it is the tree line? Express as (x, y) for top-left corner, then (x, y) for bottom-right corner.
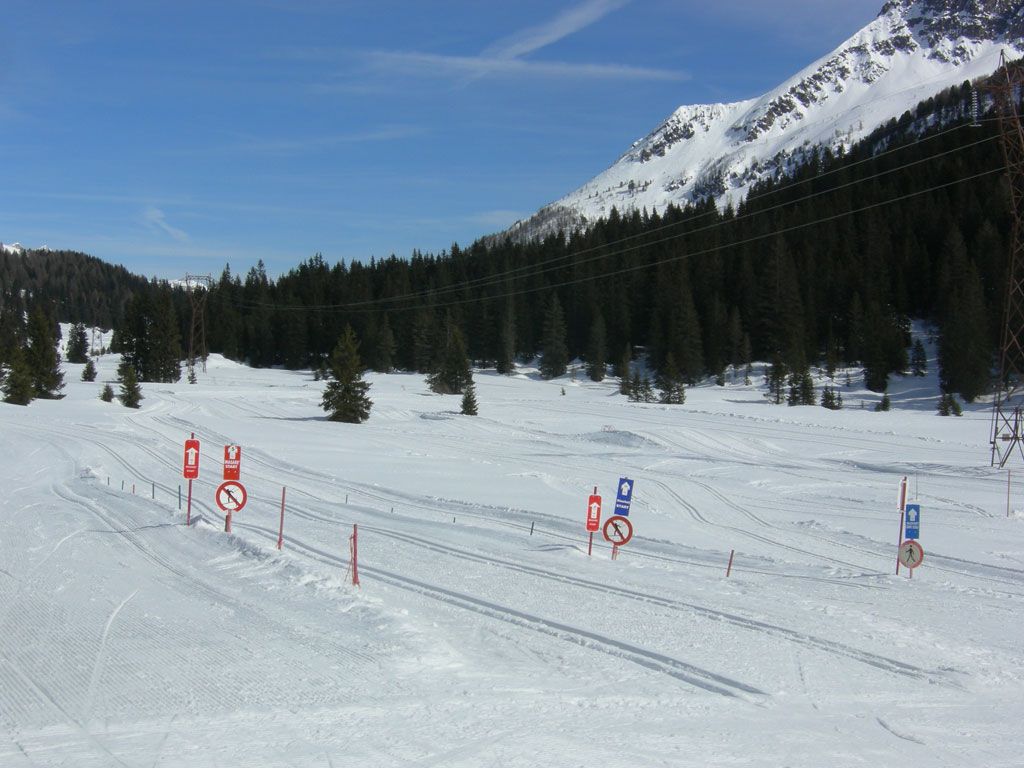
(1, 72), (1017, 418)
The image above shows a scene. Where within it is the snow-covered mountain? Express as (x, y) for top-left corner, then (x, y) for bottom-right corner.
(507, 0), (1024, 241)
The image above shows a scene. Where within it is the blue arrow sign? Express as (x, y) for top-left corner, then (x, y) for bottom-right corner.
(615, 477), (634, 516)
(904, 503), (921, 540)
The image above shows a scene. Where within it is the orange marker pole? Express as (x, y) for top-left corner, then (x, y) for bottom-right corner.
(277, 487), (286, 550)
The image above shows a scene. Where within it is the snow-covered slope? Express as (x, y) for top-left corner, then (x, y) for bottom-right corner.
(509, 0), (1024, 240)
(2, 343), (1024, 764)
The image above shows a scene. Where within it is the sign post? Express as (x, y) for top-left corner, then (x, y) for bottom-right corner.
(183, 434), (200, 526)
(586, 487), (601, 557)
(904, 503), (921, 540)
(895, 476), (908, 575)
(223, 445), (241, 481)
(614, 477), (635, 516)
(898, 539), (924, 577)
(215, 480), (247, 533)
(602, 515), (634, 547)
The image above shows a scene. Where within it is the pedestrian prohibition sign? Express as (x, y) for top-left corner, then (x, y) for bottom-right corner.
(602, 515), (633, 546)
(215, 481), (248, 512)
(898, 539), (924, 570)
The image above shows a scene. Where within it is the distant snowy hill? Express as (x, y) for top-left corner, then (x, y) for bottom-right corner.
(507, 0), (1024, 241)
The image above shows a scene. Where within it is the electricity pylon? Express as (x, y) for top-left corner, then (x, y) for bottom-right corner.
(989, 52), (1024, 467)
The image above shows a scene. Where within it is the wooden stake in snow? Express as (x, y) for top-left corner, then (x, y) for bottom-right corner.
(349, 524), (360, 587)
(726, 549), (735, 578)
(277, 487), (286, 550)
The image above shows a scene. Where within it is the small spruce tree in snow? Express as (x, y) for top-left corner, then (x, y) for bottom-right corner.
(937, 392), (962, 416)
(658, 353), (686, 405)
(820, 385), (843, 410)
(911, 339), (927, 377)
(100, 383), (114, 402)
(66, 323), (89, 364)
(624, 371), (640, 401)
(321, 326), (373, 423)
(640, 375), (656, 403)
(118, 363), (143, 409)
(3, 348), (35, 405)
(460, 380), (478, 416)
(81, 358), (97, 382)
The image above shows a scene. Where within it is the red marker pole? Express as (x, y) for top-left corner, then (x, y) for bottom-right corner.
(726, 549), (735, 578)
(186, 479), (193, 525)
(225, 511), (232, 533)
(277, 487), (286, 550)
(896, 476), (907, 576)
(350, 524), (360, 587)
(611, 544), (619, 560)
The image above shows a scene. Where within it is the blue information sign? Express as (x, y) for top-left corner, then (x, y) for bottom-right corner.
(615, 477), (634, 516)
(904, 503), (921, 540)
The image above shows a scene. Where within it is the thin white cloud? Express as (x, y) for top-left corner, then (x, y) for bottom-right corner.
(233, 125), (423, 155)
(143, 207), (189, 243)
(364, 50), (685, 82)
(484, 0), (629, 60)
(356, 0), (684, 84)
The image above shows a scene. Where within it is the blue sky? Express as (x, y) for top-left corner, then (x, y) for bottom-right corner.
(1, 0), (882, 278)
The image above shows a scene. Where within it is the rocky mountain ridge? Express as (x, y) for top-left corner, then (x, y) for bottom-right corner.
(504, 0), (1024, 243)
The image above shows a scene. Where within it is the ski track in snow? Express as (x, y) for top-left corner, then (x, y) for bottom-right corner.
(2, 352), (1023, 765)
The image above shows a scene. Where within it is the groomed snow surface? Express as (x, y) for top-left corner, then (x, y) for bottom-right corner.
(2, 343), (1022, 767)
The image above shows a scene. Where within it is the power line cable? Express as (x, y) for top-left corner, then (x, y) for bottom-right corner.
(231, 163), (1004, 314)
(229, 133), (1003, 313)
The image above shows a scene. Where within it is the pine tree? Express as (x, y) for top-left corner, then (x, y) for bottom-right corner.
(496, 303), (516, 375)
(411, 309), (437, 374)
(2, 347), (34, 405)
(118, 360), (143, 409)
(616, 345), (632, 394)
(26, 306), (64, 399)
(939, 261), (990, 402)
(820, 385), (843, 410)
(796, 369), (815, 405)
(875, 393), (891, 412)
(658, 353), (686, 404)
(100, 383), (115, 402)
(627, 371), (643, 402)
(937, 393), (962, 416)
(585, 311), (607, 382)
(539, 295), (568, 379)
(82, 358), (97, 382)
(640, 375), (655, 403)
(911, 339), (927, 377)
(766, 355), (787, 404)
(66, 322), (89, 363)
(460, 380), (478, 416)
(321, 326), (373, 423)
(428, 318), (472, 395)
(372, 314), (397, 373)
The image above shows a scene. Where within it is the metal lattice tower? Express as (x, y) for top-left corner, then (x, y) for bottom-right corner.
(184, 274), (213, 381)
(989, 52), (1024, 467)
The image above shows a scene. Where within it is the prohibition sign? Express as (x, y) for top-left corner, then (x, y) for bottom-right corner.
(602, 515), (633, 546)
(898, 539), (924, 569)
(215, 481), (248, 512)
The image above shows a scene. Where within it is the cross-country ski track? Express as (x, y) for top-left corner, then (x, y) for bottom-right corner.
(2, 352), (1022, 766)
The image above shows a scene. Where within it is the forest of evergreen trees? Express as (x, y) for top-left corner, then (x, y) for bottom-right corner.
(0, 74), (1017, 410)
